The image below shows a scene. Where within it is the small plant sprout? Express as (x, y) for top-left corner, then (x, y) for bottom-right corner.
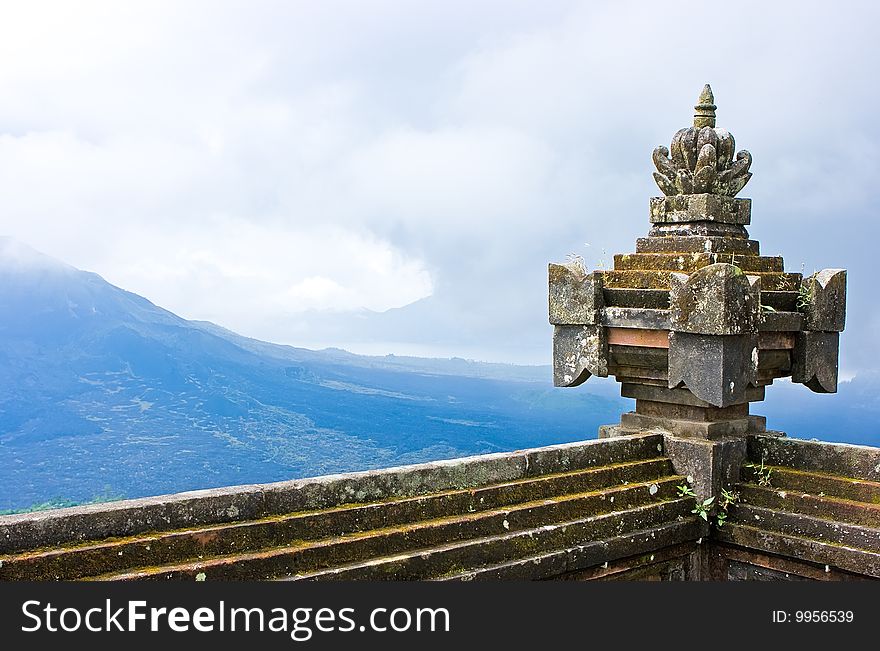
(677, 483), (696, 498)
(692, 496), (714, 521)
(719, 487), (740, 508)
(756, 456), (773, 487)
(715, 487), (740, 528)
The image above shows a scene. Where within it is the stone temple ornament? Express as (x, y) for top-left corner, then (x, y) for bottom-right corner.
(548, 85), (847, 440)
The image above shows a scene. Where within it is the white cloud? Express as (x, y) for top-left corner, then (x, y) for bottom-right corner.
(0, 0), (878, 370)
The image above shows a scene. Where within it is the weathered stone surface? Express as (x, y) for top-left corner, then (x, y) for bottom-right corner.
(736, 484), (880, 529)
(791, 331), (839, 393)
(748, 415), (767, 433)
(5, 474), (687, 581)
(739, 466), (880, 505)
(287, 500), (695, 582)
(445, 525), (701, 581)
(759, 310), (804, 332)
(552, 324), (608, 386)
(0, 435), (666, 555)
(608, 345), (668, 370)
(734, 504), (880, 551)
(611, 365), (668, 381)
(802, 269), (847, 332)
(598, 424), (629, 439)
(601, 306), (670, 329)
(607, 327), (669, 348)
(548, 262), (603, 325)
(636, 235), (759, 255)
(648, 221), (750, 238)
(615, 252), (782, 274)
(650, 194), (751, 225)
(760, 290), (799, 312)
(669, 264), (760, 335)
(663, 434), (747, 501)
(603, 288), (669, 309)
(621, 382), (765, 407)
(748, 435), (880, 482)
(756, 349), (791, 373)
(758, 332), (795, 350)
(635, 399), (749, 422)
(715, 524), (880, 578)
(668, 331), (759, 407)
(622, 412), (751, 439)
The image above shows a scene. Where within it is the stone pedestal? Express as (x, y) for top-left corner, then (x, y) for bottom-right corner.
(549, 85), (845, 444)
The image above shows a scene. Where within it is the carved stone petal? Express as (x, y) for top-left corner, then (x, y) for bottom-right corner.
(548, 263), (603, 325)
(791, 331), (839, 393)
(668, 332), (759, 407)
(669, 263), (760, 335)
(552, 325), (608, 387)
(802, 269), (847, 332)
(715, 128), (735, 169)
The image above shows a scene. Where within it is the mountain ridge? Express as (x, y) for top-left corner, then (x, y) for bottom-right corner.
(0, 239), (876, 513)
(0, 239), (623, 511)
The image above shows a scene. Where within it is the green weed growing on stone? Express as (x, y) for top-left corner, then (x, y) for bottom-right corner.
(797, 283), (813, 310)
(678, 481), (739, 527)
(677, 483), (696, 498)
(692, 496), (715, 521)
(715, 487), (740, 527)
(756, 457), (773, 487)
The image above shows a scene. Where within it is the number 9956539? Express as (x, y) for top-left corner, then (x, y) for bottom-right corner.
(795, 611), (854, 623)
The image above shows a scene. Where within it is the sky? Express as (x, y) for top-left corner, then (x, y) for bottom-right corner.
(1, 1), (878, 373)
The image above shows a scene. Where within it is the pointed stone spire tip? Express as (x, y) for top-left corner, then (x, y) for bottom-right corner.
(693, 83), (717, 128)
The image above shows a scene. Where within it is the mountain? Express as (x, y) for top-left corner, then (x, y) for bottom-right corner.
(1, 238), (876, 513)
(0, 238), (626, 512)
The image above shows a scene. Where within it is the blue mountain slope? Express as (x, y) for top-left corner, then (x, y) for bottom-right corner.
(2, 238), (874, 513)
(0, 239), (626, 511)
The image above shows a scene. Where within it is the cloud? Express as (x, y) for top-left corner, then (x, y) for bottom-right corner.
(0, 1), (878, 371)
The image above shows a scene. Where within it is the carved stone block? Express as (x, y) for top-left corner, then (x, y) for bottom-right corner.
(552, 325), (608, 387)
(668, 331), (759, 407)
(802, 269), (847, 332)
(649, 194), (751, 225)
(669, 263), (760, 335)
(791, 331), (839, 393)
(548, 263), (603, 325)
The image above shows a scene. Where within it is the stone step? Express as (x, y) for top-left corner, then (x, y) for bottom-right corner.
(761, 291), (800, 312)
(748, 435), (880, 482)
(602, 288), (799, 312)
(734, 483), (880, 528)
(0, 433), (666, 555)
(88, 486), (690, 581)
(741, 464), (880, 504)
(602, 270), (801, 291)
(613, 253), (784, 273)
(284, 499), (695, 581)
(759, 310), (804, 332)
(436, 519), (703, 581)
(603, 288), (669, 309)
(635, 236), (759, 255)
(728, 503), (880, 552)
(0, 457), (677, 581)
(715, 522), (880, 578)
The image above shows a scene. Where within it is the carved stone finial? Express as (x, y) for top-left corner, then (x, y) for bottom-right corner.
(652, 85), (753, 198)
(693, 84), (716, 128)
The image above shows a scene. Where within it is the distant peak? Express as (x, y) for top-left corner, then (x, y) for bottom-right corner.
(0, 237), (72, 272)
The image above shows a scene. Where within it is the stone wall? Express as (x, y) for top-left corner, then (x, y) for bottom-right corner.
(1, 431), (876, 581)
